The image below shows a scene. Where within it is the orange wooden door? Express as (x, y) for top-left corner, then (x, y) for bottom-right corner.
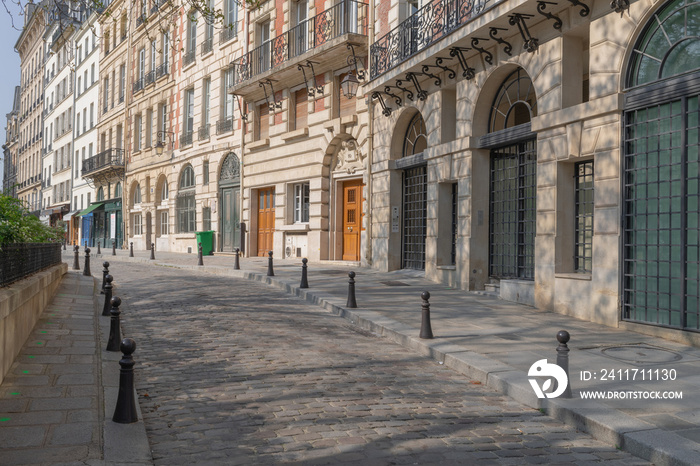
(257, 187), (275, 256)
(342, 180), (363, 261)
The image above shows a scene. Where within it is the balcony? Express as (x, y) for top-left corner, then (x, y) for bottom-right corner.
(81, 148), (125, 182)
(220, 27), (236, 44)
(136, 15), (145, 27)
(370, 0), (499, 79)
(216, 118), (233, 135)
(183, 49), (196, 67)
(156, 63), (169, 79)
(201, 37), (213, 55)
(145, 70), (155, 86)
(180, 131), (193, 147)
(229, 0), (367, 98)
(133, 77), (144, 94)
(198, 125), (209, 140)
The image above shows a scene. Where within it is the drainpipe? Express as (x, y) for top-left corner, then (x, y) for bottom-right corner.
(364, 0), (374, 266)
(239, 8), (250, 257)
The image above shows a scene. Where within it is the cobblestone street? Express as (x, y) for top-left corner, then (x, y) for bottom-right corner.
(112, 261), (646, 465)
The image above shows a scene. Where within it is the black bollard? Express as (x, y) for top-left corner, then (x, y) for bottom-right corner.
(300, 258), (309, 288)
(101, 261), (110, 294)
(102, 274), (114, 316)
(83, 248), (91, 276)
(347, 271), (357, 308)
(97, 241), (101, 255)
(419, 291), (434, 339)
(150, 243), (155, 260)
(556, 330), (573, 399)
(73, 245), (80, 270)
(106, 296), (122, 352)
(197, 242), (204, 266)
(130, 242), (134, 257)
(112, 240), (116, 256)
(113, 337), (138, 423)
(267, 250), (274, 276)
(234, 248), (240, 270)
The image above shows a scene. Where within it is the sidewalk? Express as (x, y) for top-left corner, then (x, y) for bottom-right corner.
(0, 267), (151, 466)
(83, 247), (700, 465)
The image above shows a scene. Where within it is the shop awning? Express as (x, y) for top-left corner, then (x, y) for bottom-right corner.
(63, 210), (80, 221)
(77, 201), (107, 217)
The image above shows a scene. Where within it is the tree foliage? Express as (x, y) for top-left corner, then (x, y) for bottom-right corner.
(0, 192), (64, 244)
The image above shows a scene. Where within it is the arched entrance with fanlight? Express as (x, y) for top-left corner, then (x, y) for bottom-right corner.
(622, 0), (700, 330)
(483, 67), (538, 281)
(219, 152), (242, 252)
(401, 112), (428, 270)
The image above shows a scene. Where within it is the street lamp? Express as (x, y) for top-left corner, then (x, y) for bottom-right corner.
(341, 72), (360, 99)
(155, 131), (174, 156)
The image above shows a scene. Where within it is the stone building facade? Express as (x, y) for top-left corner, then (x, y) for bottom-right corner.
(3, 87), (21, 198)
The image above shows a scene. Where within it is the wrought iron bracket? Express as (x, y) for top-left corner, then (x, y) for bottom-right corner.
(509, 14), (539, 53)
(382, 86), (404, 107)
(411, 70), (441, 87)
(449, 47), (476, 80)
(297, 61), (324, 97)
(567, 0), (590, 16)
(610, 0), (629, 14)
(406, 73), (429, 101)
(234, 95), (248, 122)
(371, 92), (392, 117)
(489, 28), (512, 56)
(471, 37), (494, 65)
(422, 57), (456, 80)
(394, 79), (415, 101)
(346, 44), (366, 80)
(259, 79), (283, 112)
(536, 1), (563, 30)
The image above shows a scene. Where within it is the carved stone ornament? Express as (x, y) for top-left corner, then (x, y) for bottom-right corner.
(220, 153), (240, 181)
(334, 140), (365, 174)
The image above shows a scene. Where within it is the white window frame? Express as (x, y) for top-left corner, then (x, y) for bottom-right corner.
(293, 182), (310, 223)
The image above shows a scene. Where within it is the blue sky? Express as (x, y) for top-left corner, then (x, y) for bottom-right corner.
(0, 1), (24, 180)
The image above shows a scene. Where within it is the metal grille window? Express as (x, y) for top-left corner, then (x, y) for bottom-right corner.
(294, 182), (310, 223)
(451, 182), (457, 265)
(177, 165), (196, 233)
(402, 166), (427, 270)
(489, 141), (536, 279)
(574, 161), (594, 273)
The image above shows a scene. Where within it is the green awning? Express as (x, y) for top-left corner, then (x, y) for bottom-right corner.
(77, 201), (107, 217)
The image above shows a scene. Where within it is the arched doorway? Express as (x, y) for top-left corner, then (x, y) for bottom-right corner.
(486, 67), (537, 280)
(401, 112), (428, 270)
(622, 0), (700, 330)
(219, 153), (241, 252)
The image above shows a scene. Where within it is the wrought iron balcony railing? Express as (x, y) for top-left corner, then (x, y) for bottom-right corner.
(180, 131), (193, 147)
(370, 0), (498, 79)
(82, 148), (125, 177)
(145, 70), (155, 85)
(220, 27), (236, 44)
(232, 0), (367, 87)
(133, 77), (144, 93)
(202, 37), (213, 55)
(183, 49), (196, 67)
(216, 118), (233, 135)
(136, 15), (145, 27)
(156, 63), (169, 79)
(198, 125), (210, 140)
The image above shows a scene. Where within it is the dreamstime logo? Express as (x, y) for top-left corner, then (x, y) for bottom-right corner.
(528, 359), (568, 399)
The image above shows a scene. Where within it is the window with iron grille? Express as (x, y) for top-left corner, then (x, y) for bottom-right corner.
(177, 165), (196, 233)
(574, 161), (594, 273)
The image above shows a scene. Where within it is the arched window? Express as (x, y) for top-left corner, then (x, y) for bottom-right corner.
(114, 182), (122, 198)
(177, 165), (196, 232)
(97, 187), (104, 201)
(161, 180), (169, 200)
(489, 68), (537, 133)
(628, 0), (700, 87)
(133, 183), (141, 204)
(403, 113), (427, 157)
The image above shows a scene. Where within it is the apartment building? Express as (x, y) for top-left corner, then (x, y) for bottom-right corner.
(3, 87), (21, 198)
(122, 0), (178, 252)
(42, 9), (81, 242)
(14, 1), (46, 214)
(72, 12), (100, 246)
(126, 0), (244, 254)
(229, 0), (370, 262)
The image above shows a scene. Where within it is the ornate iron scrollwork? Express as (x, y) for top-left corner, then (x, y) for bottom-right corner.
(406, 73), (429, 101)
(509, 14), (539, 53)
(259, 80), (282, 112)
(298, 61), (324, 97)
(234, 95), (248, 122)
(394, 79), (415, 101)
(536, 1), (563, 30)
(422, 57), (456, 80)
(382, 86), (404, 106)
(471, 37), (493, 65)
(567, 0), (590, 16)
(449, 47), (476, 80)
(610, 0), (629, 14)
(489, 27), (512, 56)
(371, 92), (392, 117)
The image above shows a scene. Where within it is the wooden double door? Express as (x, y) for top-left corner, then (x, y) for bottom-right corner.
(342, 180), (364, 261)
(257, 187), (275, 256)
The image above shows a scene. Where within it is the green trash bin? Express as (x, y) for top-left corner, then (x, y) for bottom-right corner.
(195, 231), (215, 255)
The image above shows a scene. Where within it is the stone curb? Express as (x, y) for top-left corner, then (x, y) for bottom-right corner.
(89, 255), (698, 466)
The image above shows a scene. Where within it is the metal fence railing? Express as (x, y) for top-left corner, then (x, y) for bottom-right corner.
(0, 243), (63, 287)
